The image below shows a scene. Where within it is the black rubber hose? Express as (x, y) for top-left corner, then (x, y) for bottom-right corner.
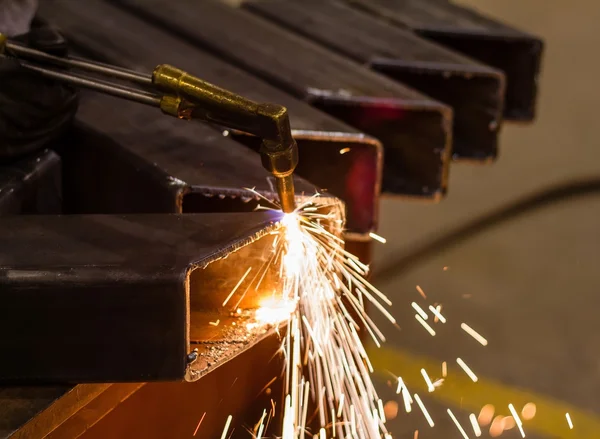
(0, 23), (78, 162)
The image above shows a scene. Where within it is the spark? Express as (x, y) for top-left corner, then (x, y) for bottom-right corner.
(258, 376), (278, 397)
(503, 416), (516, 430)
(339, 147), (351, 154)
(255, 410), (267, 438)
(249, 195), (394, 438)
(415, 315), (436, 336)
(442, 361), (448, 378)
(255, 297), (297, 326)
(469, 413), (482, 437)
(433, 378), (444, 388)
(478, 404), (495, 426)
(456, 358), (478, 382)
(396, 377), (412, 412)
(222, 266), (252, 307)
(521, 402), (536, 420)
(412, 302), (429, 320)
(383, 401), (399, 420)
(447, 408), (470, 439)
(369, 232), (387, 244)
(461, 323), (488, 346)
(413, 394), (435, 427)
(429, 305), (446, 323)
(396, 377), (403, 394)
(220, 415), (233, 439)
(508, 403), (526, 437)
(336, 393), (345, 417)
(420, 368), (435, 392)
(378, 399), (386, 423)
(209, 319), (220, 326)
(416, 285), (427, 299)
(489, 416), (505, 437)
(566, 412), (574, 429)
(193, 412), (206, 436)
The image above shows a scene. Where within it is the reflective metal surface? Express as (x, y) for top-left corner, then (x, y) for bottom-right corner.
(38, 0), (383, 236)
(0, 211), (282, 382)
(347, 0), (544, 120)
(245, 0), (506, 162)
(115, 0), (453, 199)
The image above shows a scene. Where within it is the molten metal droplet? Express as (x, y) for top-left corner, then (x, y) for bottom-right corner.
(503, 416), (516, 430)
(478, 404), (495, 426)
(383, 401), (399, 420)
(489, 416), (505, 437)
(521, 402), (537, 420)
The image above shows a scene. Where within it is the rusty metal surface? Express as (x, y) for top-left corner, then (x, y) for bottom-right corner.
(0, 211), (283, 383)
(0, 334), (283, 439)
(347, 0), (544, 121)
(0, 149), (62, 215)
(38, 0), (381, 237)
(244, 0), (505, 162)
(0, 385), (114, 439)
(79, 336), (284, 439)
(113, 0), (453, 199)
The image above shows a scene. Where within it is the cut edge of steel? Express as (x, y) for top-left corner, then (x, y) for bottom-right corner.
(0, 212), (281, 383)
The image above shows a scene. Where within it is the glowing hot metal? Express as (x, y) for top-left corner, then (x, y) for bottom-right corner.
(243, 192), (395, 438)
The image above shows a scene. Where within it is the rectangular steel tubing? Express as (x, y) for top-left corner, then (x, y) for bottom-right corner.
(245, 0), (505, 162)
(38, 0), (381, 237)
(346, 0), (544, 120)
(0, 211), (283, 383)
(113, 0), (453, 200)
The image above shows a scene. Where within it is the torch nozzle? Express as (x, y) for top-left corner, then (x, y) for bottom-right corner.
(275, 174), (296, 213)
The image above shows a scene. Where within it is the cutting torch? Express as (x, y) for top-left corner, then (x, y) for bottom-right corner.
(0, 33), (298, 213)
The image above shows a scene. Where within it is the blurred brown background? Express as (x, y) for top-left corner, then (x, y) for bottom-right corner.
(373, 1), (600, 438)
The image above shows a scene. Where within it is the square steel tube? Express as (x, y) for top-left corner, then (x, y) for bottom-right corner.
(38, 0), (382, 237)
(347, 0), (544, 121)
(0, 211), (290, 383)
(113, 0), (453, 199)
(245, 0), (505, 162)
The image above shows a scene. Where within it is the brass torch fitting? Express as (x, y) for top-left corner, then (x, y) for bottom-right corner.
(256, 104), (298, 213)
(152, 65), (298, 213)
(260, 140), (298, 214)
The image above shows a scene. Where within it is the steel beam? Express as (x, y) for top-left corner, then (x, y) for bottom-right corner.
(0, 211), (289, 383)
(113, 0), (453, 200)
(346, 0), (544, 120)
(38, 0), (382, 237)
(244, 0), (505, 162)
